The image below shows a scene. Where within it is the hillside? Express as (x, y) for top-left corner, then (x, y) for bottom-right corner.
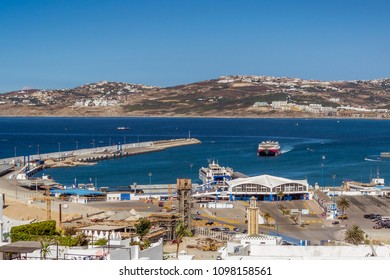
(1, 76), (389, 118)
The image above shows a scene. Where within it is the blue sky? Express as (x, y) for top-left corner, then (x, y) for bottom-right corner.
(1, 0), (389, 92)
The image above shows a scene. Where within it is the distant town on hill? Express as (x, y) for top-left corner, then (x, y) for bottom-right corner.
(1, 75), (389, 118)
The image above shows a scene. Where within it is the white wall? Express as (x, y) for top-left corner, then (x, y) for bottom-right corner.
(246, 245), (390, 259)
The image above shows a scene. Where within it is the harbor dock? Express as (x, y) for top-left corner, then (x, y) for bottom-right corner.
(0, 138), (201, 171)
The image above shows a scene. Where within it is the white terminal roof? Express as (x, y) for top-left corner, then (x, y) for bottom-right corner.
(227, 174), (308, 189)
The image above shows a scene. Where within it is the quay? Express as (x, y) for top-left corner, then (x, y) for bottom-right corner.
(0, 138), (201, 172)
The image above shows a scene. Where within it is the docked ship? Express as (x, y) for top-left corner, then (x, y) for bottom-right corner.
(258, 141), (281, 156)
(199, 160), (234, 185)
(380, 152), (390, 158)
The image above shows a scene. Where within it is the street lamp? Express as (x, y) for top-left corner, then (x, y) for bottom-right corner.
(92, 139), (95, 148)
(332, 174), (336, 219)
(76, 140), (79, 150)
(148, 172), (152, 196)
(58, 142), (61, 153)
(321, 155), (326, 192)
(14, 146), (17, 166)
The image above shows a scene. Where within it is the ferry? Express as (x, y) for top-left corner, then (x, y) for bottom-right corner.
(380, 152), (390, 158)
(258, 141), (281, 156)
(199, 160), (234, 185)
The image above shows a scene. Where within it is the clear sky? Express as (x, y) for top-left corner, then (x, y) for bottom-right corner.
(1, 0), (389, 92)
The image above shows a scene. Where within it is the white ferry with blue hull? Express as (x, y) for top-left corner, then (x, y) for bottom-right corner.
(199, 160), (234, 186)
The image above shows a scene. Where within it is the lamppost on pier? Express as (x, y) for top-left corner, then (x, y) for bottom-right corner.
(76, 140), (79, 150)
(92, 139), (95, 148)
(58, 143), (61, 153)
(148, 172), (152, 196)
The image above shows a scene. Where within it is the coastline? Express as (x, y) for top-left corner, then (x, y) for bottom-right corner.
(0, 113), (389, 121)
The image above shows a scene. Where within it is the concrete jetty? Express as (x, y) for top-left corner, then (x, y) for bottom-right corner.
(0, 138), (201, 172)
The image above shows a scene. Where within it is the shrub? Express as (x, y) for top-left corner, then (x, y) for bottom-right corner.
(10, 221), (57, 242)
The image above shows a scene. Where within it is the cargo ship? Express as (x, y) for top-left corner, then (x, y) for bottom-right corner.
(258, 141), (281, 156)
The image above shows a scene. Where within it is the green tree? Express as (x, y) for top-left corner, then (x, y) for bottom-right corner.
(175, 220), (192, 258)
(262, 212), (271, 225)
(337, 197), (350, 220)
(134, 218), (151, 241)
(75, 232), (89, 246)
(344, 224), (365, 245)
(39, 238), (53, 260)
(94, 238), (108, 246)
(277, 191), (285, 202)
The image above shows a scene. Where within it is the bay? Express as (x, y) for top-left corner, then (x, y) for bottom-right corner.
(0, 117), (389, 189)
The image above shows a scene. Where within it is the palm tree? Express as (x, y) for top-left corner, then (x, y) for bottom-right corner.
(263, 212), (271, 225)
(39, 239), (52, 260)
(337, 197), (350, 220)
(277, 191), (285, 202)
(344, 224), (365, 245)
(175, 220), (192, 258)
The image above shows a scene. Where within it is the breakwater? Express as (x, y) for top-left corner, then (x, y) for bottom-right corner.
(0, 138), (201, 171)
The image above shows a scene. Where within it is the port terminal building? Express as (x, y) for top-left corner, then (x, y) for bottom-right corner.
(192, 174), (310, 202)
(226, 174), (309, 201)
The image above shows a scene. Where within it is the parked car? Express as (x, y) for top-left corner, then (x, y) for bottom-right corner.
(192, 216), (202, 221)
(331, 220), (339, 225)
(337, 214), (348, 220)
(210, 227), (220, 231)
(205, 221), (214, 225)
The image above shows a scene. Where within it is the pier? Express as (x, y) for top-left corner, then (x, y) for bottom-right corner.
(0, 138), (201, 173)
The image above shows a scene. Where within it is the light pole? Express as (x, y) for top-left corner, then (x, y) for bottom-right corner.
(321, 163), (324, 191)
(37, 144), (40, 159)
(148, 172), (152, 197)
(76, 140), (79, 150)
(276, 197), (279, 236)
(14, 146), (17, 166)
(92, 139), (95, 148)
(58, 143), (61, 153)
(332, 174), (336, 219)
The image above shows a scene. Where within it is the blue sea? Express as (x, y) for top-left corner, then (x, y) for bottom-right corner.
(0, 117), (389, 189)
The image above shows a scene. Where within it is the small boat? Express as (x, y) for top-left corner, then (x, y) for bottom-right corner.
(116, 127), (130, 130)
(380, 152), (390, 158)
(258, 141), (281, 156)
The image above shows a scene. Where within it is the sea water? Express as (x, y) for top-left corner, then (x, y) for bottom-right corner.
(0, 117), (389, 189)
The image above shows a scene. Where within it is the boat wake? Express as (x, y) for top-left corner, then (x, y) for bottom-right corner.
(281, 146), (294, 154)
(364, 158), (382, 162)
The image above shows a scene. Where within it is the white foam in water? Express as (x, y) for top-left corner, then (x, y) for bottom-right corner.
(281, 146), (294, 153)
